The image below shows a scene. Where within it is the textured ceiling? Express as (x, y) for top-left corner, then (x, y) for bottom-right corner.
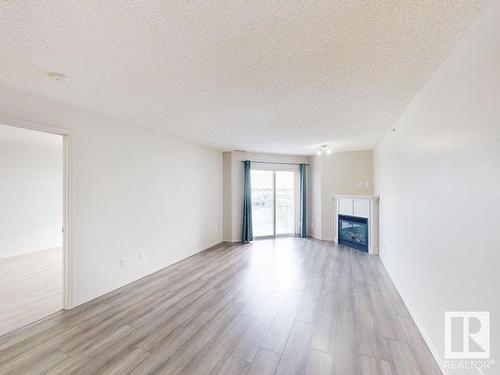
(0, 1), (487, 155)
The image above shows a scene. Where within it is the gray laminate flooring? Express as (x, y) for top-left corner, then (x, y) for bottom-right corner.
(0, 247), (62, 337)
(0, 238), (441, 374)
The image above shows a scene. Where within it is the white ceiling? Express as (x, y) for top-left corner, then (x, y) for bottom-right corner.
(0, 1), (487, 155)
(0, 124), (62, 149)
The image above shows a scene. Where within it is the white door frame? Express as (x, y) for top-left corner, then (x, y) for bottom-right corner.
(0, 114), (73, 310)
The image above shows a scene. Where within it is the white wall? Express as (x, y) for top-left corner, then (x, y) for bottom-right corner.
(310, 155), (322, 239)
(222, 152), (232, 241)
(223, 151), (309, 242)
(374, 1), (500, 372)
(310, 150), (373, 241)
(0, 139), (62, 258)
(0, 85), (223, 307)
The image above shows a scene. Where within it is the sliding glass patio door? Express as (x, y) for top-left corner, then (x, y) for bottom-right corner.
(251, 169), (296, 238)
(275, 171), (295, 235)
(250, 170), (274, 237)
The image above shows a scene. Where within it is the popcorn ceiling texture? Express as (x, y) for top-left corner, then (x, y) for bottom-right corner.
(0, 1), (487, 154)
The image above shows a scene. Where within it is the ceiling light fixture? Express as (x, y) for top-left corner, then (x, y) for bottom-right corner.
(316, 144), (332, 155)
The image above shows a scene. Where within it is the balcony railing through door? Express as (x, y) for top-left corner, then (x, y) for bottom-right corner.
(250, 169), (295, 238)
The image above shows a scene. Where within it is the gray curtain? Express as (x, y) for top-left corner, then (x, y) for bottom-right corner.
(242, 160), (253, 243)
(299, 163), (307, 238)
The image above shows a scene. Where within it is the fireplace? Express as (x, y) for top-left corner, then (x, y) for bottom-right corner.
(338, 214), (369, 252)
(334, 195), (379, 254)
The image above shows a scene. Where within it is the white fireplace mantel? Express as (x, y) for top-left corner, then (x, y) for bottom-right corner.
(333, 195), (379, 255)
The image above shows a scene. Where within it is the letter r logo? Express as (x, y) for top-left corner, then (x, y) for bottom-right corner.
(445, 312), (490, 359)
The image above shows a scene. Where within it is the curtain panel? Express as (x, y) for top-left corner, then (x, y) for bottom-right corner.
(242, 160), (253, 243)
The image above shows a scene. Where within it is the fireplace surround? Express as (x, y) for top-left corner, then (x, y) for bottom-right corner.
(333, 195), (379, 254)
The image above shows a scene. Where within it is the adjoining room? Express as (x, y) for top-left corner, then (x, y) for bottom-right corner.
(0, 124), (64, 337)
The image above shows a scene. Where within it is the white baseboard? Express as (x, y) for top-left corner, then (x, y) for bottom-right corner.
(379, 256), (445, 374)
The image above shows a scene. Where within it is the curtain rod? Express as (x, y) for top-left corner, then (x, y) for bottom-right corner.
(242, 160), (309, 166)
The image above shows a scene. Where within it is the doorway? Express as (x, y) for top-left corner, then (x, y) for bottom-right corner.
(0, 123), (67, 337)
(251, 169), (296, 238)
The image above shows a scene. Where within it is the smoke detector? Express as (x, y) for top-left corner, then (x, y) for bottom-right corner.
(47, 71), (70, 83)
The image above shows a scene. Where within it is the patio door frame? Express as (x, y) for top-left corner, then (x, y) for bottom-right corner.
(251, 167), (297, 239)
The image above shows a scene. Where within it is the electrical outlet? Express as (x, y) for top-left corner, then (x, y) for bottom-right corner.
(139, 251), (146, 261)
(120, 258), (128, 268)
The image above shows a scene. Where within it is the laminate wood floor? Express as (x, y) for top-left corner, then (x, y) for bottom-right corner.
(0, 247), (63, 337)
(0, 238), (442, 374)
